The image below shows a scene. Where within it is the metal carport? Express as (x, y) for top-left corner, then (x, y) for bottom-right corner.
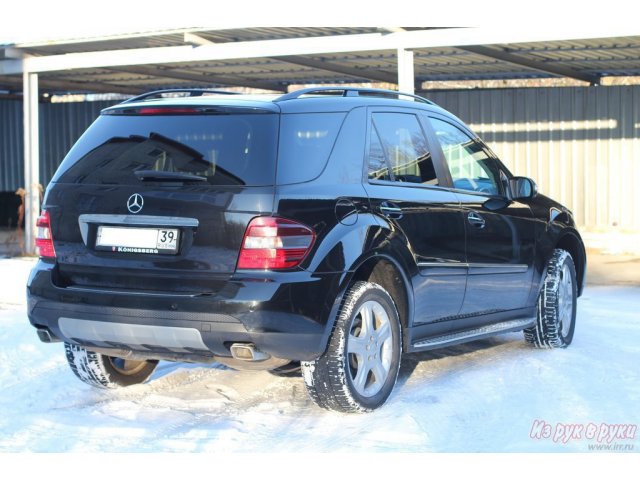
(2, 26), (640, 253)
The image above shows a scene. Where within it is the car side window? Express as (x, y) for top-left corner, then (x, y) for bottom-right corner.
(368, 127), (391, 181)
(429, 117), (503, 195)
(367, 113), (438, 186)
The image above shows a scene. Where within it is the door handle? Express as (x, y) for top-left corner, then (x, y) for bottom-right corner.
(380, 202), (403, 219)
(467, 211), (486, 228)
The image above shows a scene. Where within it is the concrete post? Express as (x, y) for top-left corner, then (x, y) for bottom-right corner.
(23, 72), (39, 255)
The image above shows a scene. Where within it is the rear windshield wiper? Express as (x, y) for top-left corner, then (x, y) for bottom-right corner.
(134, 170), (207, 182)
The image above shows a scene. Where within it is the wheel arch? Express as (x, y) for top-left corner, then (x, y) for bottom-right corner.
(311, 219), (417, 356)
(555, 230), (587, 296)
(336, 252), (415, 353)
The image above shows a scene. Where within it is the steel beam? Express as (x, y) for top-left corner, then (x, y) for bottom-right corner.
(458, 45), (601, 85)
(0, 74), (142, 94)
(112, 65), (286, 92)
(2, 27), (638, 75)
(23, 72), (39, 255)
(274, 55), (397, 84)
(183, 32), (214, 47)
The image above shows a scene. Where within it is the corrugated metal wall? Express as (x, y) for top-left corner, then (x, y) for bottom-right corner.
(0, 99), (23, 192)
(429, 86), (640, 232)
(39, 101), (116, 186)
(0, 99), (115, 192)
(1, 87), (640, 232)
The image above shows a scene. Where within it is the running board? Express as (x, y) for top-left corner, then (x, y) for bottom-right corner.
(411, 317), (535, 351)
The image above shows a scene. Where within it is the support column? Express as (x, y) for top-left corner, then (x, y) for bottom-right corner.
(397, 48), (415, 95)
(23, 72), (39, 255)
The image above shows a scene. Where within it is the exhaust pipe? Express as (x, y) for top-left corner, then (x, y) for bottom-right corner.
(230, 343), (270, 361)
(218, 343), (290, 371)
(37, 328), (61, 343)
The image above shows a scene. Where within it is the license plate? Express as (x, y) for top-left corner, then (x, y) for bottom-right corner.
(95, 226), (180, 254)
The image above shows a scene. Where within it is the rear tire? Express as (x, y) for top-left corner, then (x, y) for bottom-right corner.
(524, 249), (577, 348)
(301, 281), (402, 413)
(64, 343), (158, 389)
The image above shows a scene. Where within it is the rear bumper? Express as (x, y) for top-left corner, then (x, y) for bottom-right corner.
(27, 260), (345, 361)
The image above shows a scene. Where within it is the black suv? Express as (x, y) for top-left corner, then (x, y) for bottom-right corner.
(27, 87), (586, 412)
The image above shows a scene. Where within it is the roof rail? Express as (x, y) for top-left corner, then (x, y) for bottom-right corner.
(121, 88), (240, 104)
(275, 86), (433, 105)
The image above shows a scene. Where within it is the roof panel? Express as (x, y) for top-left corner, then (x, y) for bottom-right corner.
(16, 27), (383, 55)
(3, 28), (640, 95)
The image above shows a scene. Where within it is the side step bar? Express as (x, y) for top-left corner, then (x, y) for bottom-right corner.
(411, 317), (535, 351)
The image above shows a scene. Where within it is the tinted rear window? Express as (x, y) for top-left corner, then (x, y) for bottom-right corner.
(276, 112), (346, 184)
(52, 112), (279, 186)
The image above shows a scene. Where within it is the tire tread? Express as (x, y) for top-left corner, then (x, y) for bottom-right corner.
(301, 281), (401, 413)
(524, 249), (576, 349)
(64, 343), (157, 388)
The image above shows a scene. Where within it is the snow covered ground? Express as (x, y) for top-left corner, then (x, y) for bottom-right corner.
(1, 257), (638, 453)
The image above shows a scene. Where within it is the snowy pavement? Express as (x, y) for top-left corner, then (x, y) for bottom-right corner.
(1, 258), (638, 452)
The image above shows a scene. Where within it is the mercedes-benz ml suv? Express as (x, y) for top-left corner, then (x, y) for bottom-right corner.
(27, 87), (586, 412)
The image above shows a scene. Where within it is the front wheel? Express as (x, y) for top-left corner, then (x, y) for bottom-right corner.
(301, 281), (402, 413)
(65, 343), (158, 388)
(524, 249), (577, 348)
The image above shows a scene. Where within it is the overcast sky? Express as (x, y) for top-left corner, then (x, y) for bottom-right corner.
(1, 1), (295, 44)
(2, 2), (205, 44)
(1, 1), (634, 45)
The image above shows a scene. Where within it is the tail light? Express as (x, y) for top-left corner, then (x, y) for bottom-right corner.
(237, 217), (315, 270)
(137, 107), (201, 115)
(35, 210), (56, 259)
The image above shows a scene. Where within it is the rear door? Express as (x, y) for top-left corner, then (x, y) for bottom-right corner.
(45, 106), (279, 294)
(427, 115), (536, 315)
(363, 108), (467, 326)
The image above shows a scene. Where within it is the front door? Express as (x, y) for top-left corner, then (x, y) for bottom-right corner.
(427, 115), (536, 316)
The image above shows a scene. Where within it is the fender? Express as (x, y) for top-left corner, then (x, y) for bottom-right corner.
(307, 214), (417, 353)
(525, 194), (587, 299)
(533, 224), (587, 300)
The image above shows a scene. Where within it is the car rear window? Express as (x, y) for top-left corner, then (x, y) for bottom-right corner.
(51, 112), (279, 186)
(276, 112), (346, 184)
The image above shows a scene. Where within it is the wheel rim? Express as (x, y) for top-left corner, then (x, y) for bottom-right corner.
(347, 300), (394, 398)
(107, 357), (149, 376)
(558, 263), (574, 337)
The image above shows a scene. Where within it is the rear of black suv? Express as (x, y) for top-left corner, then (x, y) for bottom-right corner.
(28, 87), (585, 413)
(27, 95), (355, 376)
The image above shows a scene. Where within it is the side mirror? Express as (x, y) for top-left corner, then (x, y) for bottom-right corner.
(509, 176), (538, 200)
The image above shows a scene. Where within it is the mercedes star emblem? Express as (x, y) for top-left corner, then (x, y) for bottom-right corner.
(127, 193), (144, 214)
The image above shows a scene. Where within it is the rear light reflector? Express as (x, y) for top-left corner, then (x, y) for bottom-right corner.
(35, 210), (56, 259)
(237, 217), (315, 270)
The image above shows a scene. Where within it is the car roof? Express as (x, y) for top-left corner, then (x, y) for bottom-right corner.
(102, 87), (448, 115)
